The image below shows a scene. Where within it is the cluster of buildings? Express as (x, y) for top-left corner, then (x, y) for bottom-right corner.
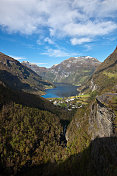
(49, 97), (82, 111)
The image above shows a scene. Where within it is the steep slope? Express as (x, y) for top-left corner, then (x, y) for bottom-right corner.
(61, 48), (117, 176)
(22, 56), (100, 85)
(88, 47), (117, 93)
(48, 56), (100, 85)
(0, 81), (71, 119)
(66, 47), (117, 149)
(1, 48), (117, 176)
(20, 92), (117, 176)
(0, 52), (52, 95)
(22, 61), (48, 78)
(0, 98), (63, 176)
(0, 80), (71, 175)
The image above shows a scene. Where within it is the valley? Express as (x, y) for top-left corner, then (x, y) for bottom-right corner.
(0, 47), (117, 176)
(1, 1), (117, 176)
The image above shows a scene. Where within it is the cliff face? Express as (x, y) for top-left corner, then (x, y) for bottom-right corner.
(65, 93), (117, 176)
(64, 47), (117, 176)
(66, 93), (117, 144)
(89, 93), (116, 140)
(88, 93), (117, 176)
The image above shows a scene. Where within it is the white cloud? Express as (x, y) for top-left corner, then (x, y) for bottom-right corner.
(72, 0), (117, 18)
(44, 37), (54, 44)
(10, 56), (48, 66)
(63, 21), (117, 37)
(37, 37), (54, 45)
(84, 44), (93, 51)
(42, 48), (79, 57)
(71, 37), (92, 45)
(0, 0), (117, 44)
(37, 39), (42, 45)
(10, 55), (27, 60)
(29, 62), (48, 66)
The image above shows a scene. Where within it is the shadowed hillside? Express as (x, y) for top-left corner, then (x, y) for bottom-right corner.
(0, 52), (53, 95)
(0, 47), (117, 176)
(0, 81), (72, 176)
(15, 137), (117, 176)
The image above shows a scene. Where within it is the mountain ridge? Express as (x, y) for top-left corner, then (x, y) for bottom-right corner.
(22, 56), (100, 85)
(0, 52), (53, 95)
(0, 48), (117, 176)
(88, 46), (117, 93)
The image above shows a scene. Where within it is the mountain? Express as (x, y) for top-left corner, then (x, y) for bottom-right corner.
(0, 55), (72, 175)
(0, 82), (64, 175)
(0, 48), (117, 176)
(0, 76), (71, 175)
(88, 47), (117, 93)
(22, 61), (48, 78)
(0, 52), (53, 95)
(22, 56), (100, 85)
(63, 47), (117, 176)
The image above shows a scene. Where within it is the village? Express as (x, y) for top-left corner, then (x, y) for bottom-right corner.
(48, 94), (90, 111)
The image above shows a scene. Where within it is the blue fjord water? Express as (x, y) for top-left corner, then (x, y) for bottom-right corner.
(42, 83), (78, 98)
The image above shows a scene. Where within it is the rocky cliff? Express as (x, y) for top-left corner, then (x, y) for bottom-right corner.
(89, 93), (117, 140)
(65, 93), (117, 176)
(64, 47), (117, 176)
(66, 93), (117, 142)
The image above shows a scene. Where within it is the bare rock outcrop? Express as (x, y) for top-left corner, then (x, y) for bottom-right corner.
(89, 93), (117, 140)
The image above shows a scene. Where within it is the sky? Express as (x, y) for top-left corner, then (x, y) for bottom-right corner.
(0, 0), (117, 68)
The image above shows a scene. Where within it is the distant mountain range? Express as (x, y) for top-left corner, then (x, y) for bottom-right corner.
(22, 56), (100, 85)
(0, 52), (53, 95)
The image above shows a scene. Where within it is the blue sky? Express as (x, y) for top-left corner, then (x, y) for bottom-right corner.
(0, 0), (117, 68)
